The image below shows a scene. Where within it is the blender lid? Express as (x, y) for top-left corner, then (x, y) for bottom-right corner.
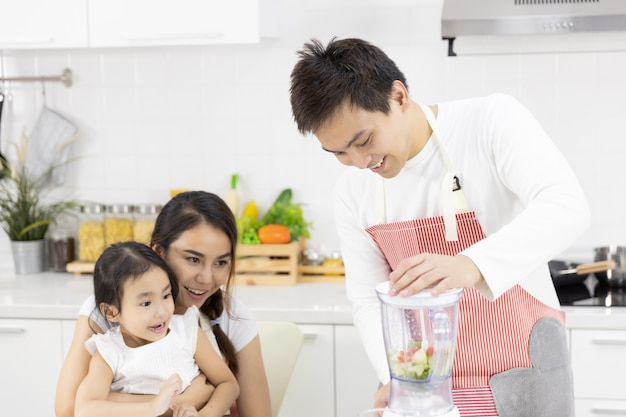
(376, 281), (464, 307)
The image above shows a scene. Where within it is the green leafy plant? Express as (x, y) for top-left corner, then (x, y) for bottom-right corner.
(0, 163), (79, 241)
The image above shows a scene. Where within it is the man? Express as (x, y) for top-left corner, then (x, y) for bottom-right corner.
(289, 37), (589, 416)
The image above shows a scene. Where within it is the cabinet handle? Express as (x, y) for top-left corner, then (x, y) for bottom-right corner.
(590, 406), (626, 415)
(121, 32), (223, 42)
(302, 332), (318, 340)
(0, 37), (54, 45)
(591, 338), (626, 346)
(0, 326), (26, 334)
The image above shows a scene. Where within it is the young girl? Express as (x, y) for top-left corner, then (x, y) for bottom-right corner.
(74, 241), (239, 417)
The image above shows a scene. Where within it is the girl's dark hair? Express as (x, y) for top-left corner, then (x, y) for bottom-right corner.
(150, 190), (239, 374)
(290, 37), (407, 135)
(92, 241), (178, 330)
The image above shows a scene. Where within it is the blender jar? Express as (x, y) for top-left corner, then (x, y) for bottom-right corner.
(376, 282), (463, 416)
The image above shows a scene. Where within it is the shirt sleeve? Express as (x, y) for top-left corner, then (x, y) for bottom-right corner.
(333, 176), (393, 384)
(78, 294), (109, 332)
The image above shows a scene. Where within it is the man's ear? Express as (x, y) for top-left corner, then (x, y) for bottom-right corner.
(390, 80), (410, 109)
(100, 302), (120, 323)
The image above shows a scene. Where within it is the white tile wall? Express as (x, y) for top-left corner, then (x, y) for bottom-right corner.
(1, 0), (625, 270)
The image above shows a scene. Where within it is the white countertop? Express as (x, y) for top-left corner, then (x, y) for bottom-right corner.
(1, 272), (625, 330)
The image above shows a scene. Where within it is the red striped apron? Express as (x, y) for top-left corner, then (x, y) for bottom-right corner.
(365, 105), (564, 417)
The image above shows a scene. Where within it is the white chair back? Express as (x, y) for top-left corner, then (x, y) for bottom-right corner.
(257, 321), (304, 417)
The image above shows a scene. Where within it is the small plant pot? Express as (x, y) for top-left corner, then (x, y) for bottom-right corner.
(11, 239), (46, 274)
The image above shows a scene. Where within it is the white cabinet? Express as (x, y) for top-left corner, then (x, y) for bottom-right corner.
(278, 324), (335, 417)
(0, 0), (88, 49)
(277, 324), (380, 417)
(88, 0), (276, 47)
(0, 318), (65, 417)
(571, 329), (626, 416)
(335, 325), (380, 417)
(61, 319), (77, 357)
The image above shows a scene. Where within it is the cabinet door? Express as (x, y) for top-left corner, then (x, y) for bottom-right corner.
(0, 319), (64, 417)
(571, 329), (626, 400)
(61, 320), (77, 358)
(88, 0), (262, 47)
(335, 325), (381, 417)
(277, 325), (335, 417)
(0, 0), (88, 49)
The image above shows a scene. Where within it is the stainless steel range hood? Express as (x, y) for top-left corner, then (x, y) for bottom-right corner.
(442, 0), (626, 56)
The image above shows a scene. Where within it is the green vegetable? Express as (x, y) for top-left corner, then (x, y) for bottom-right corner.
(262, 188), (311, 242)
(274, 188), (293, 205)
(236, 215), (261, 244)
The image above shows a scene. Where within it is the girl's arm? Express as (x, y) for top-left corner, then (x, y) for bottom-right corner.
(74, 352), (181, 417)
(194, 327), (240, 417)
(232, 335), (271, 417)
(55, 315), (98, 417)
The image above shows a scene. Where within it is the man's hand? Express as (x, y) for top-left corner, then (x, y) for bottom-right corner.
(373, 382), (390, 409)
(389, 254), (482, 297)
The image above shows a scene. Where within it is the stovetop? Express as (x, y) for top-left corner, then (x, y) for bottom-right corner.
(556, 275), (626, 307)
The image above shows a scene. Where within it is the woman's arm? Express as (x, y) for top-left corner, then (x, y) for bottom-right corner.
(233, 335), (271, 417)
(55, 315), (97, 417)
(194, 328), (240, 417)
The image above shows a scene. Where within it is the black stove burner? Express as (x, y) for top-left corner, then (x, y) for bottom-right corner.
(557, 275), (626, 307)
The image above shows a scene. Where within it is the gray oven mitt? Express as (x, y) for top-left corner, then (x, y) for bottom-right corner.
(489, 317), (574, 417)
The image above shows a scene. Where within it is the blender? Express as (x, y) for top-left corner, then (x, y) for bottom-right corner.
(376, 282), (463, 417)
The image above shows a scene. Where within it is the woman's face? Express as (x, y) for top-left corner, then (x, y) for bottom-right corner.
(161, 222), (233, 312)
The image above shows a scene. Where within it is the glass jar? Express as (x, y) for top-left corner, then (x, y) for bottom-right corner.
(104, 204), (134, 246)
(133, 204), (162, 246)
(78, 204), (106, 262)
(322, 251), (344, 275)
(46, 217), (76, 272)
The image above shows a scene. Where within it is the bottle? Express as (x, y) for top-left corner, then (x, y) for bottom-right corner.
(78, 204), (106, 263)
(104, 204), (134, 246)
(133, 204), (162, 246)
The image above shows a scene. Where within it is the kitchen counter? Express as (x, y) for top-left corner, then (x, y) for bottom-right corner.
(1, 272), (625, 329)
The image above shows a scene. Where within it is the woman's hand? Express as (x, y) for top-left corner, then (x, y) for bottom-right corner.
(389, 254), (483, 297)
(373, 383), (390, 409)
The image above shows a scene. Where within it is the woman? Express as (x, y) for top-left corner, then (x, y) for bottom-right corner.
(289, 38), (590, 416)
(55, 191), (271, 417)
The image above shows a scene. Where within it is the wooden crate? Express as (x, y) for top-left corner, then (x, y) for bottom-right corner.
(298, 265), (345, 283)
(66, 260), (96, 275)
(234, 241), (300, 286)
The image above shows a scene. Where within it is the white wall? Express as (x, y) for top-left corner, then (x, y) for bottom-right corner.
(1, 0), (625, 269)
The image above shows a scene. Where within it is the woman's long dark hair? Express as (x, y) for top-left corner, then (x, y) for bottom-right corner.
(150, 191), (239, 374)
(92, 241), (179, 331)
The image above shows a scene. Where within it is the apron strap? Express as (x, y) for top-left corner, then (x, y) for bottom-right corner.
(374, 104), (470, 241)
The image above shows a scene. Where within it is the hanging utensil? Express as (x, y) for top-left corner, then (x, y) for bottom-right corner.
(0, 90), (8, 179)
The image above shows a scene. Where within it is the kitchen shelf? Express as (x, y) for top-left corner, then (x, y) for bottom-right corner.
(298, 265), (345, 283)
(65, 258), (346, 284)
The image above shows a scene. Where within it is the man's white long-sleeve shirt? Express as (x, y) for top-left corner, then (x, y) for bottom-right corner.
(332, 93), (590, 383)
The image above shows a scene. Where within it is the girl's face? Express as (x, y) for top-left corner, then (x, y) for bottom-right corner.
(108, 267), (175, 347)
(162, 222), (233, 312)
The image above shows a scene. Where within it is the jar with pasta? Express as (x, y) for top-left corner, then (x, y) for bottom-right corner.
(133, 204), (162, 246)
(78, 204), (106, 262)
(104, 204), (134, 246)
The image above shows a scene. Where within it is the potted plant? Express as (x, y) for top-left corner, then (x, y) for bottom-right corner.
(0, 160), (79, 274)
